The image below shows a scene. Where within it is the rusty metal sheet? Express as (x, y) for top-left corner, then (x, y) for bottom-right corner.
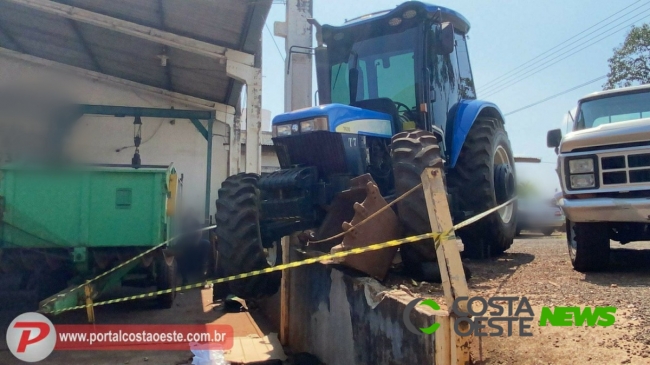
(330, 181), (402, 280)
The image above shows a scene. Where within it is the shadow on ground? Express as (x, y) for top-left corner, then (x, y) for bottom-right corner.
(584, 247), (650, 287)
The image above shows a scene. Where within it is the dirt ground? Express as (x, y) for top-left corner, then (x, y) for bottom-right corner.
(2, 234), (649, 364)
(392, 233), (650, 365)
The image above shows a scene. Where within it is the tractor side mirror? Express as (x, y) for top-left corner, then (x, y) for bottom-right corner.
(547, 129), (562, 149)
(438, 22), (455, 55)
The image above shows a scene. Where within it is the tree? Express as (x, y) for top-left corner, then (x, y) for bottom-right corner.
(605, 24), (650, 90)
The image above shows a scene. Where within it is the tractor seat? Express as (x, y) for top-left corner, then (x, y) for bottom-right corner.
(352, 98), (401, 134)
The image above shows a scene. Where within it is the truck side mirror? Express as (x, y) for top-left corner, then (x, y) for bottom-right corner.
(438, 22), (455, 55)
(547, 129), (562, 148)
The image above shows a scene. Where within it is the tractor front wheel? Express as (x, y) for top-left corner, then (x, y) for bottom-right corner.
(214, 173), (281, 300)
(447, 118), (517, 259)
(391, 130), (441, 271)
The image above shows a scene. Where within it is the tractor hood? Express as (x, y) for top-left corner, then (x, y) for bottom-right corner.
(560, 118), (650, 153)
(272, 103), (393, 137)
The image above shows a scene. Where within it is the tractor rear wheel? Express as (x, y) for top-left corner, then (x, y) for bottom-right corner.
(391, 130), (442, 268)
(215, 173), (281, 300)
(447, 118), (517, 259)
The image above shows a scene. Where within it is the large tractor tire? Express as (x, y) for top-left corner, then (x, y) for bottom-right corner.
(447, 118), (517, 259)
(391, 130), (442, 267)
(215, 173), (281, 300)
(567, 220), (609, 272)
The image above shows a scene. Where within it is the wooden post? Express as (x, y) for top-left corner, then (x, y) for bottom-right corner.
(421, 167), (471, 365)
(279, 235), (291, 345)
(435, 314), (451, 365)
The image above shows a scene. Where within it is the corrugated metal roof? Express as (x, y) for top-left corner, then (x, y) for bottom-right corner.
(0, 0), (272, 106)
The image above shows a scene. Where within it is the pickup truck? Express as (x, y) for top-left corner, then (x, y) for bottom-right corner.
(547, 84), (650, 272)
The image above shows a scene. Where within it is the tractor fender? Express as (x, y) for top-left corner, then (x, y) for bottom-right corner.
(449, 100), (505, 167)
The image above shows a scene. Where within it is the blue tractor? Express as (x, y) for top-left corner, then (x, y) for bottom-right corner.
(215, 1), (517, 299)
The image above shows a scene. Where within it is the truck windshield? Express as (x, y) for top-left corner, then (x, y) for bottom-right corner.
(577, 91), (650, 130)
(329, 27), (417, 110)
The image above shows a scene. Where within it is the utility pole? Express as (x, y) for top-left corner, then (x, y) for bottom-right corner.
(274, 0), (313, 112)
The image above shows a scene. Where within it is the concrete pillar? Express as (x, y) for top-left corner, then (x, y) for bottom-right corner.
(226, 60), (262, 174)
(274, 0), (313, 112)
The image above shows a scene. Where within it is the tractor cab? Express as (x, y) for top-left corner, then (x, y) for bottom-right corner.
(272, 1), (475, 171)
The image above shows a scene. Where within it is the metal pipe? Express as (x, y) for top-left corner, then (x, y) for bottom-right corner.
(205, 119), (214, 224)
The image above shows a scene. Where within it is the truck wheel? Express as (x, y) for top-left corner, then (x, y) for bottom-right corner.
(447, 118), (517, 259)
(215, 173), (281, 300)
(391, 130), (442, 265)
(567, 220), (610, 272)
(156, 254), (177, 309)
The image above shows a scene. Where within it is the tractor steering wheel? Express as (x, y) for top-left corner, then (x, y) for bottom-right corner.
(394, 101), (412, 114)
(394, 101), (415, 126)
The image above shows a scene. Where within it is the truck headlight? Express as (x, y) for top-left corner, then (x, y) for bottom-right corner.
(570, 174), (595, 189)
(300, 117), (328, 133)
(569, 158), (594, 173)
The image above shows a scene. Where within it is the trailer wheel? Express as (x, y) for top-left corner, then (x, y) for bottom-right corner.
(215, 173), (281, 300)
(391, 130), (442, 266)
(567, 220), (610, 272)
(447, 118), (517, 259)
(156, 254), (177, 308)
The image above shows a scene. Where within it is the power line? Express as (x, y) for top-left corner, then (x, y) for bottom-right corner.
(483, 6), (650, 97)
(479, 0), (645, 92)
(504, 75), (607, 117)
(265, 22), (285, 62)
(479, 0), (649, 95)
(483, 10), (650, 99)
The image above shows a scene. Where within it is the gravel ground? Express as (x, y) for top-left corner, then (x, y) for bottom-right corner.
(390, 233), (650, 365)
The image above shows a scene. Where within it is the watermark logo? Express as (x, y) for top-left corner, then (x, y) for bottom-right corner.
(6, 312), (56, 362)
(403, 298), (442, 335)
(539, 306), (616, 327)
(451, 296), (534, 337)
(404, 296), (617, 337)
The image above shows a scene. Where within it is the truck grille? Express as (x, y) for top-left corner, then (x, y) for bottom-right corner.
(601, 153), (650, 185)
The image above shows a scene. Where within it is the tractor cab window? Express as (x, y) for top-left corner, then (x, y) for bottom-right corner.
(455, 34), (476, 99)
(428, 26), (475, 133)
(330, 26), (419, 125)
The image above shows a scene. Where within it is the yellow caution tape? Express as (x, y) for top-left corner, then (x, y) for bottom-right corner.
(41, 225), (217, 306)
(48, 198), (516, 315)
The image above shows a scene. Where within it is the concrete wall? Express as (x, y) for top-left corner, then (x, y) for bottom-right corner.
(267, 262), (447, 365)
(0, 55), (280, 220)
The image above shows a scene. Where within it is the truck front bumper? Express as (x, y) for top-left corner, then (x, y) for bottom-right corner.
(559, 197), (650, 223)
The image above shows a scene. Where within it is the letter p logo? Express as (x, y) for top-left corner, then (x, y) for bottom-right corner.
(6, 312), (56, 362)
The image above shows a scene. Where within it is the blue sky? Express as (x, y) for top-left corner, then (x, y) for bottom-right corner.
(259, 0), (649, 196)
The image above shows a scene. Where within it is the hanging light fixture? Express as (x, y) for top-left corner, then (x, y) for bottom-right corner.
(132, 116), (142, 168)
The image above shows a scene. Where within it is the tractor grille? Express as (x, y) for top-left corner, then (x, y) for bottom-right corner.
(272, 132), (350, 177)
(601, 152), (650, 186)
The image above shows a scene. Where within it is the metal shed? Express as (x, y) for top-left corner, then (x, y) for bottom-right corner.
(0, 0), (271, 175)
(0, 0), (273, 223)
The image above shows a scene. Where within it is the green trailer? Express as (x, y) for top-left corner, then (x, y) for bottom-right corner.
(0, 163), (179, 314)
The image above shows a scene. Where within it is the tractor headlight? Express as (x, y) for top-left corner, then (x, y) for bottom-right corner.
(570, 174), (595, 189)
(569, 158), (594, 174)
(300, 117), (328, 133)
(273, 118), (328, 137)
(274, 124), (292, 137)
